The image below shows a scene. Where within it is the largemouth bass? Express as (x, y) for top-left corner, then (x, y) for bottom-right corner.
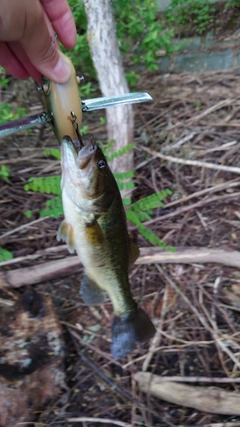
(57, 134), (155, 359)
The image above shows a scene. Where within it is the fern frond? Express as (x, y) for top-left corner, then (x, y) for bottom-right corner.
(130, 189), (172, 212)
(137, 223), (175, 252)
(126, 210), (142, 226)
(127, 210), (175, 251)
(24, 176), (61, 195)
(133, 211), (152, 222)
(99, 139), (115, 155)
(113, 170), (135, 180)
(117, 180), (135, 191)
(106, 143), (136, 162)
(40, 196), (63, 218)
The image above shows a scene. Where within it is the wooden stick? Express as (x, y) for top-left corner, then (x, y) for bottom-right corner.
(0, 246), (240, 288)
(67, 418), (131, 427)
(139, 246), (240, 267)
(140, 145), (240, 175)
(134, 371), (240, 415)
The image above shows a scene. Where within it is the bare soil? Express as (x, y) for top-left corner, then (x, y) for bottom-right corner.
(1, 67), (240, 426)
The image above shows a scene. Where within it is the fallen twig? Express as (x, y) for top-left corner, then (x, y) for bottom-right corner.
(143, 191), (240, 227)
(69, 328), (171, 426)
(1, 246), (240, 288)
(185, 99), (233, 123)
(134, 371), (240, 415)
(67, 418), (131, 427)
(177, 423), (240, 427)
(156, 265), (240, 371)
(140, 145), (240, 175)
(135, 375), (240, 383)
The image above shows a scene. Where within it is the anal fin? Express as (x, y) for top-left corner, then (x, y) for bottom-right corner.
(57, 220), (75, 253)
(80, 274), (106, 304)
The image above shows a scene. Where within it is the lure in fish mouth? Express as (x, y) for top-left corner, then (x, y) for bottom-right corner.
(62, 133), (97, 171)
(58, 134), (156, 359)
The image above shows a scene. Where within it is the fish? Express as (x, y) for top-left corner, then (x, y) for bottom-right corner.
(57, 134), (155, 359)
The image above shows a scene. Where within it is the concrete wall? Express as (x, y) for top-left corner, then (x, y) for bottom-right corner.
(158, 31), (240, 73)
(155, 0), (238, 73)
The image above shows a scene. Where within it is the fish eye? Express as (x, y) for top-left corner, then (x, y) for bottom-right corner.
(98, 159), (106, 170)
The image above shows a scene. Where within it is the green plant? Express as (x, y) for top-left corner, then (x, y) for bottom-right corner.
(40, 197), (64, 218)
(24, 142), (173, 250)
(225, 0), (240, 7)
(80, 82), (96, 97)
(115, 0), (175, 70)
(165, 0), (217, 35)
(44, 148), (61, 160)
(24, 176), (61, 195)
(0, 247), (13, 262)
(81, 124), (89, 134)
(62, 0), (176, 82)
(62, 0), (95, 77)
(125, 71), (140, 87)
(127, 190), (174, 251)
(0, 103), (26, 125)
(0, 66), (9, 89)
(99, 116), (106, 126)
(0, 165), (10, 181)
(102, 141), (136, 162)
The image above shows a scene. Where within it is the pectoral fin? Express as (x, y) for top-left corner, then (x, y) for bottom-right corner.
(57, 220), (75, 253)
(85, 218), (104, 246)
(80, 274), (106, 304)
(128, 239), (140, 266)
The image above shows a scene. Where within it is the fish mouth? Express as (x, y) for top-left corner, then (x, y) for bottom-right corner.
(62, 134), (97, 170)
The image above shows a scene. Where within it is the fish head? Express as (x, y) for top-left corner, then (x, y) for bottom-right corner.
(61, 134), (116, 212)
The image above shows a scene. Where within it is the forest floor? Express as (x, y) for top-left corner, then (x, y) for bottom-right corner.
(1, 67), (240, 427)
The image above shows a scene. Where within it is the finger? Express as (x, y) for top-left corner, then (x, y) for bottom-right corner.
(0, 42), (30, 80)
(20, 0), (71, 83)
(40, 0), (77, 48)
(7, 42), (42, 83)
(43, 9), (60, 50)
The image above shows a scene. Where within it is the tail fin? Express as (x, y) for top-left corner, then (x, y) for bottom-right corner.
(111, 307), (156, 359)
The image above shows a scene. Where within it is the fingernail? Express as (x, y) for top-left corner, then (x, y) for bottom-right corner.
(53, 55), (72, 83)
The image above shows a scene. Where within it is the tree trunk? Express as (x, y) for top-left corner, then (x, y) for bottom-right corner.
(84, 0), (134, 175)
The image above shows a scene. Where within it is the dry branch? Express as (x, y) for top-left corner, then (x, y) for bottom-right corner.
(1, 247), (240, 288)
(67, 418), (131, 427)
(140, 145), (240, 175)
(134, 371), (240, 416)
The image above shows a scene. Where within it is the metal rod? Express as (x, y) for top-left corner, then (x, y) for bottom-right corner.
(0, 113), (52, 138)
(0, 92), (153, 138)
(81, 92), (153, 111)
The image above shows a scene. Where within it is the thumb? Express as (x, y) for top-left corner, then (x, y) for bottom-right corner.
(20, 0), (71, 83)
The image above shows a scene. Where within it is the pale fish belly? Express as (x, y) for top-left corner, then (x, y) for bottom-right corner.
(61, 188), (114, 280)
(61, 188), (130, 315)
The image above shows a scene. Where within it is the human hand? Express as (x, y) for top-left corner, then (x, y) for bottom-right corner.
(0, 0), (77, 83)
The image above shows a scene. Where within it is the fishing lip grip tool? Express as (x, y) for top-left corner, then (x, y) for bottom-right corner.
(0, 52), (153, 140)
